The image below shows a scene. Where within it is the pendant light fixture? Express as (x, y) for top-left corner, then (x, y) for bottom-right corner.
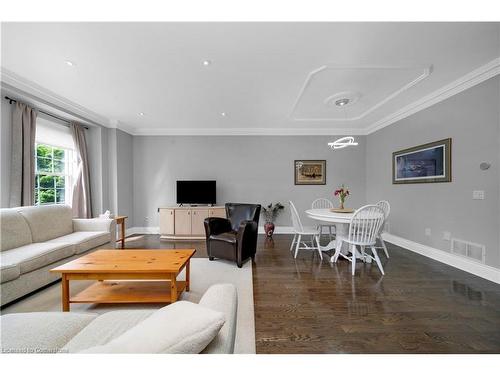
(327, 95), (358, 150)
(328, 136), (358, 149)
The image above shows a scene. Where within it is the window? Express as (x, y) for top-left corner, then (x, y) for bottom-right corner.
(34, 116), (76, 206)
(34, 144), (76, 205)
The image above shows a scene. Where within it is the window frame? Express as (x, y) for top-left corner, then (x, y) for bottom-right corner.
(34, 142), (76, 206)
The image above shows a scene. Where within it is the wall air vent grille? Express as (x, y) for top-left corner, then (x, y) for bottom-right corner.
(451, 238), (485, 263)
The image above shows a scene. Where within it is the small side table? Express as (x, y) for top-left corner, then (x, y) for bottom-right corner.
(115, 215), (128, 249)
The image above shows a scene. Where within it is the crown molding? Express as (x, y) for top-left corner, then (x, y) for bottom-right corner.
(290, 64), (432, 121)
(365, 57), (500, 134)
(130, 127), (366, 136)
(1, 68), (112, 128)
(2, 58), (498, 137)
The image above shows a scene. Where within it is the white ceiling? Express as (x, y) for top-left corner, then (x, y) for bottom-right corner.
(1, 22), (499, 135)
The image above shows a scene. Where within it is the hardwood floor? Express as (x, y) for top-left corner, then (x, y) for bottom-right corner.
(115, 233), (500, 353)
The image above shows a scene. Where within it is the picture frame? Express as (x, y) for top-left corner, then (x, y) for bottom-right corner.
(294, 160), (326, 185)
(392, 138), (452, 184)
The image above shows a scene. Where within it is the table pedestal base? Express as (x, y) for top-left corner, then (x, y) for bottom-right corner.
(317, 223), (371, 264)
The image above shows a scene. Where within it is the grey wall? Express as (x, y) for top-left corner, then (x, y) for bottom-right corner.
(116, 129), (134, 228)
(366, 76), (500, 269)
(133, 136), (367, 228)
(0, 99), (12, 207)
(0, 96), (121, 220)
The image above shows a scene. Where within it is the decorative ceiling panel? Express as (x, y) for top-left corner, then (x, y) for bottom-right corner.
(291, 65), (431, 120)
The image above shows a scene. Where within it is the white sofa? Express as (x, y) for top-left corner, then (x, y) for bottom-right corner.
(0, 205), (116, 306)
(0, 284), (238, 354)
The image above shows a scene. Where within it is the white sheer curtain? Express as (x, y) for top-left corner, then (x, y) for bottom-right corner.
(70, 122), (92, 218)
(9, 102), (37, 207)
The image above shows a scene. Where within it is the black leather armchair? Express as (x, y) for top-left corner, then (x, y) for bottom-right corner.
(204, 203), (261, 268)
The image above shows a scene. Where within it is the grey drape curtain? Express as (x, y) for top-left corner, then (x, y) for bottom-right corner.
(70, 122), (92, 218)
(9, 102), (37, 207)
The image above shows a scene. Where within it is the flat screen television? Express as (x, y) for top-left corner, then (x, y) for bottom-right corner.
(176, 180), (216, 205)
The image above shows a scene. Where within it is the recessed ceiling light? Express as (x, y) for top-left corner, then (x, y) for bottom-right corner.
(203, 60), (212, 66)
(65, 60), (75, 67)
(138, 112), (145, 116)
(221, 112), (227, 117)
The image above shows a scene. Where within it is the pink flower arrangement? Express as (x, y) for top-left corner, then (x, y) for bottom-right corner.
(334, 184), (350, 209)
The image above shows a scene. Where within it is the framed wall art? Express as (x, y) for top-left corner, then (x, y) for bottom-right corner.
(294, 160), (326, 185)
(392, 138), (452, 184)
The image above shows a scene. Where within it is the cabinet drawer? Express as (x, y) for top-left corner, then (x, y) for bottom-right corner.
(209, 208), (226, 218)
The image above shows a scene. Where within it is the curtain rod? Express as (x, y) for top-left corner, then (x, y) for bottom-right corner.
(4, 96), (89, 130)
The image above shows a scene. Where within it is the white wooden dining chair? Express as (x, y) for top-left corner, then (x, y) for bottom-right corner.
(332, 205), (386, 275)
(375, 200), (391, 258)
(289, 201), (322, 260)
(311, 198), (336, 241)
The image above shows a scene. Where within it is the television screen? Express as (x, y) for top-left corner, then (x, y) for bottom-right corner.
(176, 180), (216, 205)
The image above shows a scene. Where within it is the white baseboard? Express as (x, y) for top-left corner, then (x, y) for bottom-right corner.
(125, 226), (160, 236)
(382, 233), (500, 284)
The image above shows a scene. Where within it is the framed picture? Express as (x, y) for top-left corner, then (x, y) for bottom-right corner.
(294, 160), (326, 185)
(392, 138), (452, 184)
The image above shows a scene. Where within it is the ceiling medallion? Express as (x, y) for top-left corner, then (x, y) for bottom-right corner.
(328, 136), (358, 150)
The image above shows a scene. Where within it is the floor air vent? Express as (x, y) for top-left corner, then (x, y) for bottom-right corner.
(451, 238), (485, 263)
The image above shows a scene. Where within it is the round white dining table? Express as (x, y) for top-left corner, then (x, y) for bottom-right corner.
(305, 208), (352, 249)
(305, 208), (369, 263)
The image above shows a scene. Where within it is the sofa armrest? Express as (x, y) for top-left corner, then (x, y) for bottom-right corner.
(73, 218), (116, 246)
(199, 284), (238, 354)
(73, 218), (114, 232)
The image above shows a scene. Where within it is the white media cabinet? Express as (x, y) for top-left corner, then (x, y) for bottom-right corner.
(159, 206), (226, 240)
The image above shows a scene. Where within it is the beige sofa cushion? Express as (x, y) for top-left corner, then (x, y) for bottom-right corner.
(63, 310), (154, 353)
(0, 312), (97, 353)
(17, 205), (73, 242)
(48, 231), (111, 254)
(79, 301), (225, 354)
(0, 209), (32, 251)
(1, 242), (75, 274)
(1, 263), (21, 283)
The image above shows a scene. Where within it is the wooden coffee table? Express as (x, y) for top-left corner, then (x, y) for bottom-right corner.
(50, 249), (195, 311)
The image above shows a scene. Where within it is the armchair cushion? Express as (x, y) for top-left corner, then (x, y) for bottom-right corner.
(210, 232), (237, 244)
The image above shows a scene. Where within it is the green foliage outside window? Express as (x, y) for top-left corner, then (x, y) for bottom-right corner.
(35, 144), (69, 205)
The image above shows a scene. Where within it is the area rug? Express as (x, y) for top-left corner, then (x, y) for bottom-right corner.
(1, 258), (255, 354)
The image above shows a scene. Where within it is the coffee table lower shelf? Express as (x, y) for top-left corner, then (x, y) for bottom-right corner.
(70, 280), (187, 304)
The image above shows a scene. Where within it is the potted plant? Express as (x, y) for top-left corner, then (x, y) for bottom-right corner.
(334, 185), (350, 210)
(261, 202), (285, 237)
